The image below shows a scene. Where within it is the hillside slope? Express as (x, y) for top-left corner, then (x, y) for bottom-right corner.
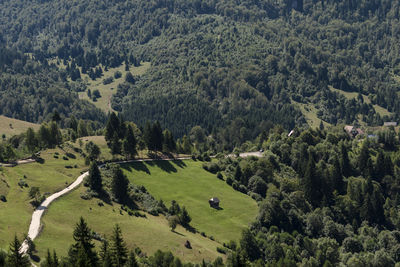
(0, 0), (399, 137)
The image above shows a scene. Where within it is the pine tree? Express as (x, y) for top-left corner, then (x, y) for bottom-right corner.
(179, 206), (192, 227)
(143, 121), (153, 150)
(77, 120), (89, 138)
(234, 165), (242, 181)
(105, 113), (120, 143)
(6, 235), (30, 267)
(110, 132), (121, 155)
(126, 251), (139, 267)
(99, 239), (112, 267)
(26, 127), (37, 153)
(302, 151), (320, 206)
(111, 165), (129, 202)
(122, 126), (137, 159)
(152, 121), (163, 151)
(340, 142), (351, 177)
(87, 161), (102, 192)
(358, 140), (370, 175)
(42, 249), (53, 267)
(331, 155), (344, 194)
(68, 217), (98, 267)
(110, 224), (128, 267)
(375, 150), (385, 181)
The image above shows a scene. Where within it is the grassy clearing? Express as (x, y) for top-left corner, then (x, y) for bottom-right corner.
(291, 100), (329, 129)
(328, 86), (393, 117)
(35, 185), (223, 264)
(78, 62), (150, 113)
(122, 160), (258, 243)
(0, 115), (40, 138)
(0, 145), (86, 250)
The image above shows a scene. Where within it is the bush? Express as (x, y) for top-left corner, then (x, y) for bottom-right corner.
(217, 172), (223, 180)
(216, 247), (226, 254)
(226, 177), (233, 185)
(53, 155), (59, 159)
(62, 156), (69, 160)
(103, 76), (114, 85)
(18, 179), (28, 188)
(114, 71), (122, 79)
(203, 162), (220, 174)
(0, 195), (6, 202)
(65, 165), (73, 169)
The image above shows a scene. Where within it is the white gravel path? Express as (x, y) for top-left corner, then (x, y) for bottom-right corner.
(19, 157), (191, 255)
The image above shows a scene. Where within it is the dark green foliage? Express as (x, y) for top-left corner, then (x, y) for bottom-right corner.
(126, 251), (139, 267)
(68, 217), (98, 267)
(85, 141), (101, 161)
(111, 165), (129, 202)
(87, 161), (102, 192)
(42, 249), (59, 267)
(110, 225), (128, 267)
(122, 126), (137, 159)
(239, 229), (260, 262)
(6, 235), (30, 267)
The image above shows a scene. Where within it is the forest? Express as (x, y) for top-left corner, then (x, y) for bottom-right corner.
(0, 0), (399, 138)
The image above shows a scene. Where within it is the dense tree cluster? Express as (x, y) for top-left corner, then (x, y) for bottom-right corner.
(199, 126), (400, 265)
(1, 1), (399, 137)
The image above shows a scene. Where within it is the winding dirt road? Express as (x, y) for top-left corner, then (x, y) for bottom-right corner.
(19, 157), (190, 254)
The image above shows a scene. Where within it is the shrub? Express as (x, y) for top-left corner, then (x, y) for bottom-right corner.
(226, 177), (233, 185)
(0, 195), (6, 202)
(103, 77), (114, 85)
(62, 156), (69, 160)
(217, 172), (223, 180)
(216, 247), (226, 254)
(114, 71), (122, 79)
(18, 179), (28, 188)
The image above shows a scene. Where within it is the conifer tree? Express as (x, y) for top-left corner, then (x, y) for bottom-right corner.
(110, 132), (121, 155)
(87, 161), (102, 192)
(302, 151), (320, 206)
(110, 224), (128, 267)
(339, 142), (351, 177)
(105, 113), (120, 143)
(111, 165), (129, 202)
(99, 239), (112, 267)
(68, 217), (98, 267)
(179, 206), (192, 227)
(331, 155), (344, 194)
(152, 121), (163, 151)
(358, 140), (370, 175)
(126, 251), (139, 267)
(6, 235), (30, 267)
(26, 127), (37, 153)
(122, 126), (137, 159)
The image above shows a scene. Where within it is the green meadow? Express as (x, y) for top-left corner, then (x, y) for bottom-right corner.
(121, 160), (259, 243)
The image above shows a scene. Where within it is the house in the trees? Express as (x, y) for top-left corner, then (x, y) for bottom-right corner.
(344, 125), (364, 138)
(209, 197), (220, 208)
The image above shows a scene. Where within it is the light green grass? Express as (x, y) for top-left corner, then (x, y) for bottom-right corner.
(121, 160), (258, 243)
(291, 100), (329, 129)
(35, 185), (223, 264)
(0, 146), (86, 250)
(78, 62), (150, 113)
(0, 115), (40, 138)
(329, 86), (393, 117)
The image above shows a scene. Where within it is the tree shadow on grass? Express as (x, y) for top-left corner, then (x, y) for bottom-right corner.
(173, 160), (187, 169)
(147, 161), (177, 173)
(172, 230), (185, 236)
(122, 162), (151, 175)
(30, 254), (40, 262)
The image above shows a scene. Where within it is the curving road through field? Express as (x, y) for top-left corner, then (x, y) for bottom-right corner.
(19, 157), (191, 254)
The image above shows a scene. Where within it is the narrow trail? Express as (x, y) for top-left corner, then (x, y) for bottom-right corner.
(19, 156), (190, 255)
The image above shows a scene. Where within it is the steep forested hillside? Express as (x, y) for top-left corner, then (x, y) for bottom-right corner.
(0, 0), (400, 137)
